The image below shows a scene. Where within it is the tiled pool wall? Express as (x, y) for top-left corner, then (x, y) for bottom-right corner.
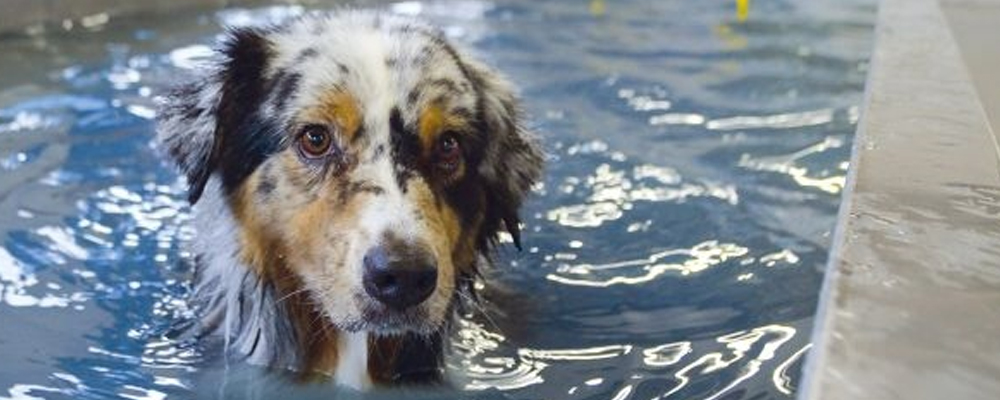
(4, 0), (999, 399)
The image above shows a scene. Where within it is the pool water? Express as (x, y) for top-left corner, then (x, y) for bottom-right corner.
(0, 0), (875, 399)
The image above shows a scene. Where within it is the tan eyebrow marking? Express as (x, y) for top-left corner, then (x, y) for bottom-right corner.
(419, 104), (446, 155)
(304, 90), (363, 142)
(418, 104), (473, 156)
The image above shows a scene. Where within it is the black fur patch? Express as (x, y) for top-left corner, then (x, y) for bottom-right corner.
(295, 47), (318, 63)
(452, 107), (474, 121)
(444, 174), (486, 228)
(368, 332), (444, 384)
(351, 125), (367, 144)
(391, 332), (443, 383)
(371, 144), (387, 161)
(214, 28), (285, 197)
(413, 48), (431, 69)
(165, 83), (203, 121)
(268, 70), (301, 111)
(427, 78), (459, 94)
(389, 107), (407, 136)
(406, 88), (421, 107)
(389, 107), (419, 192)
(183, 106), (206, 122)
(257, 163), (276, 197)
(338, 180), (385, 204)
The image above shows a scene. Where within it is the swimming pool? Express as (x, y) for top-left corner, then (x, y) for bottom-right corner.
(0, 0), (875, 398)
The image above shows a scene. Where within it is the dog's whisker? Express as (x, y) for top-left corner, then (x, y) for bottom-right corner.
(275, 287), (309, 305)
(456, 290), (503, 335)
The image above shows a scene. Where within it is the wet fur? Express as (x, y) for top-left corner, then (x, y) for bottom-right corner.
(156, 11), (542, 388)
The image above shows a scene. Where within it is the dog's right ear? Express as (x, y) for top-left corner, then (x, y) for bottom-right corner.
(155, 28), (272, 204)
(156, 79), (221, 204)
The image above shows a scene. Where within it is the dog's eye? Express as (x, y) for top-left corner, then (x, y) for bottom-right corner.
(436, 133), (462, 170)
(298, 124), (335, 158)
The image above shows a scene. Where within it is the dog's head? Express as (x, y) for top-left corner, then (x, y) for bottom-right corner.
(157, 12), (542, 336)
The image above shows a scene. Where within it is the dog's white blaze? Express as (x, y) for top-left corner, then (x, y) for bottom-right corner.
(363, 169), (423, 238)
(334, 331), (370, 390)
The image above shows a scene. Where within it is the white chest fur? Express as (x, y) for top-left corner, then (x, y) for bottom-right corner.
(334, 331), (371, 390)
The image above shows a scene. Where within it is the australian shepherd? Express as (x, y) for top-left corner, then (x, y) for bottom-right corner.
(155, 11), (542, 389)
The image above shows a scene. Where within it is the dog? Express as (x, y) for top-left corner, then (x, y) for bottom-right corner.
(155, 10), (542, 389)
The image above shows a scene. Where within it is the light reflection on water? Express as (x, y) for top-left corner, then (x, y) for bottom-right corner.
(0, 0), (874, 399)
(454, 319), (806, 400)
(547, 240), (750, 287)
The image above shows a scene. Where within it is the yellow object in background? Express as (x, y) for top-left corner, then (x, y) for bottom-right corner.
(737, 0), (749, 22)
(590, 0), (606, 17)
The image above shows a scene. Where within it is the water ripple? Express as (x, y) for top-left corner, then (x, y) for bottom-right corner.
(547, 240), (749, 287)
(706, 109), (835, 131)
(547, 154), (738, 228)
(456, 319), (807, 400)
(738, 135), (848, 194)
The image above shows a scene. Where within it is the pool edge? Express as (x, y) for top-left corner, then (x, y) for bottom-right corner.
(799, 0), (1000, 399)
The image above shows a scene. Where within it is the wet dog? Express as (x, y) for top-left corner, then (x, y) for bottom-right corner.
(155, 11), (542, 388)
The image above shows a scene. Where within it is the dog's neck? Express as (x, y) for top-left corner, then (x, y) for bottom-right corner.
(188, 178), (443, 386)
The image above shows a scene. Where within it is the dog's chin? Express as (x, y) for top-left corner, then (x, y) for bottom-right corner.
(336, 303), (442, 336)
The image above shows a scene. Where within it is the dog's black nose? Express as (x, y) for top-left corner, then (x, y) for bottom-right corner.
(362, 243), (437, 310)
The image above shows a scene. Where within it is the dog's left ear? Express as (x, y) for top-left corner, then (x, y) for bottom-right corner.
(463, 58), (544, 251)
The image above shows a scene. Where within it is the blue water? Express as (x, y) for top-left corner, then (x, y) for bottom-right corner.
(0, 0), (875, 399)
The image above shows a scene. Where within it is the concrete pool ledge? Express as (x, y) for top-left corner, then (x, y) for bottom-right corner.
(800, 0), (1000, 399)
